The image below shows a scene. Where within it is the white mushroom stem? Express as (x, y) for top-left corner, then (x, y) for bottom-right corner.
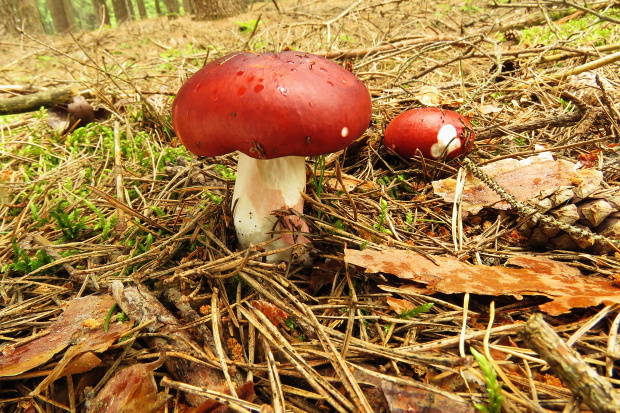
(232, 152), (310, 262)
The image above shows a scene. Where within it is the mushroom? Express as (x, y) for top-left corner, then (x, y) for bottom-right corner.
(383, 108), (474, 160)
(172, 51), (372, 262)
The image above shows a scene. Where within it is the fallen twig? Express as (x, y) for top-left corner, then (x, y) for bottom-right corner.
(521, 313), (620, 413)
(0, 86), (76, 115)
(111, 281), (234, 407)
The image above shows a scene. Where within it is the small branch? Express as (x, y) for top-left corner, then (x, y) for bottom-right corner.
(316, 36), (461, 59)
(552, 0), (620, 25)
(491, 1), (618, 33)
(547, 50), (620, 81)
(0, 86), (76, 115)
(476, 92), (586, 140)
(111, 281), (233, 407)
(521, 313), (620, 413)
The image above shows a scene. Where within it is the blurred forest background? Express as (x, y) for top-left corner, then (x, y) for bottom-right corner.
(0, 0), (253, 35)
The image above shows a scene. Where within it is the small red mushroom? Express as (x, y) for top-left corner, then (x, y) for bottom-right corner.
(383, 108), (475, 160)
(172, 51), (371, 262)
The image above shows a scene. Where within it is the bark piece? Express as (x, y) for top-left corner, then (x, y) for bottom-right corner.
(578, 199), (616, 227)
(432, 154), (603, 215)
(86, 361), (169, 413)
(522, 313), (620, 413)
(550, 204), (580, 225)
(345, 248), (620, 315)
(594, 213), (620, 253)
(111, 281), (232, 407)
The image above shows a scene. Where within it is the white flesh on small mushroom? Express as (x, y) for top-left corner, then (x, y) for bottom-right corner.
(232, 152), (309, 262)
(430, 124), (461, 159)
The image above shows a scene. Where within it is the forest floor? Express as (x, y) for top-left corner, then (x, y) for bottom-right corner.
(1, 0), (620, 412)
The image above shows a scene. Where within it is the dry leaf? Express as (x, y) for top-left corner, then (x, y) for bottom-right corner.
(479, 104), (502, 114)
(324, 172), (378, 192)
(251, 300), (288, 327)
(60, 352), (102, 377)
(415, 85), (443, 106)
(381, 380), (473, 413)
(432, 154), (603, 214)
(354, 365), (473, 413)
(188, 381), (255, 413)
(309, 259), (342, 293)
(0, 295), (131, 377)
(413, 85), (462, 107)
(86, 362), (168, 413)
(567, 71), (618, 105)
(386, 297), (416, 314)
(345, 248), (620, 315)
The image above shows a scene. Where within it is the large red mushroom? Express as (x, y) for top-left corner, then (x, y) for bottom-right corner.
(384, 108), (474, 160)
(172, 51), (371, 262)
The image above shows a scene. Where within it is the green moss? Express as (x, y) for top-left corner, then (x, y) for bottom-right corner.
(520, 10), (620, 46)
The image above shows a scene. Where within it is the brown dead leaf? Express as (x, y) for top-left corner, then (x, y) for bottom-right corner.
(354, 365), (474, 413)
(386, 297), (416, 315)
(61, 352), (102, 376)
(413, 85), (463, 108)
(86, 362), (168, 413)
(479, 104), (502, 114)
(188, 381), (255, 413)
(309, 259), (342, 293)
(0, 295), (131, 377)
(251, 300), (289, 327)
(345, 248), (620, 315)
(324, 172), (378, 192)
(432, 154), (602, 214)
(381, 380), (473, 413)
(578, 149), (601, 168)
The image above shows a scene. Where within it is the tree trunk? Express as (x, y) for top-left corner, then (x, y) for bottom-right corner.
(163, 0), (180, 14)
(91, 0), (110, 25)
(0, 0), (44, 35)
(46, 0), (73, 33)
(62, 0), (76, 29)
(125, 0), (136, 20)
(136, 0), (147, 19)
(192, 0), (248, 19)
(154, 0), (163, 15)
(111, 0), (130, 24)
(183, 0), (194, 14)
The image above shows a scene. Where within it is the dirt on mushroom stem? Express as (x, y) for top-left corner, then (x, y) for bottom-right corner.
(232, 152), (311, 263)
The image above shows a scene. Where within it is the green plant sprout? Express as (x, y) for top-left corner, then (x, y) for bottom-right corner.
(399, 302), (434, 319)
(373, 198), (393, 235)
(311, 155), (326, 197)
(471, 347), (504, 413)
(214, 164), (236, 180)
(49, 200), (88, 241)
(103, 304), (130, 332)
(405, 211), (414, 227)
(5, 241), (52, 274)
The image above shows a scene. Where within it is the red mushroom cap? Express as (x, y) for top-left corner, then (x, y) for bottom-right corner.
(383, 108), (475, 159)
(172, 51), (372, 159)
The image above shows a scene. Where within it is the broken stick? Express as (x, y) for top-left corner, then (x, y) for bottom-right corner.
(521, 313), (620, 413)
(0, 86), (75, 115)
